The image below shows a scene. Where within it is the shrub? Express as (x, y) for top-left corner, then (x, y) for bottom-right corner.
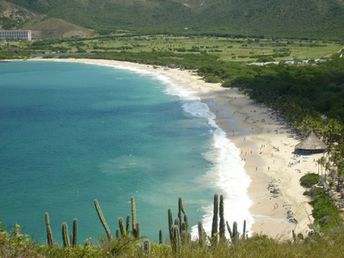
(310, 188), (342, 230)
(300, 173), (320, 188)
(204, 75), (222, 83)
(255, 56), (275, 62)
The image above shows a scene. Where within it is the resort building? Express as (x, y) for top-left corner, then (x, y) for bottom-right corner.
(0, 30), (32, 41)
(295, 131), (327, 154)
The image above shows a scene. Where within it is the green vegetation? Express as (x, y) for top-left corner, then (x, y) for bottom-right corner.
(0, 16), (24, 29)
(2, 228), (344, 258)
(4, 0), (344, 40)
(0, 44), (31, 59)
(1, 195), (344, 258)
(1, 34), (342, 63)
(301, 174), (341, 230)
(0, 0), (34, 30)
(226, 59), (344, 123)
(300, 174), (320, 188)
(228, 59), (344, 182)
(309, 188), (342, 230)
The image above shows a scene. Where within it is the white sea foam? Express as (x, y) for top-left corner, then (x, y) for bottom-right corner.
(68, 60), (254, 239)
(193, 128), (253, 239)
(162, 80), (254, 239)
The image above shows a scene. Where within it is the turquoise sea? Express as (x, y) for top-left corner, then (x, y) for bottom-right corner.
(0, 61), (253, 243)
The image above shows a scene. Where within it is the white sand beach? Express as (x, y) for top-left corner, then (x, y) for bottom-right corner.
(29, 58), (321, 240)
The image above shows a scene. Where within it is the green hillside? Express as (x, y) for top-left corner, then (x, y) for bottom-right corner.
(0, 0), (94, 37)
(5, 0), (344, 39)
(0, 0), (36, 29)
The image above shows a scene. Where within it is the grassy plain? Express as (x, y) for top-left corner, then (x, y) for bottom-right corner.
(1, 34), (342, 62)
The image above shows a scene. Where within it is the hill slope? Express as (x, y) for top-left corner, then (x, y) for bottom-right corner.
(0, 0), (36, 29)
(0, 0), (93, 38)
(5, 0), (344, 39)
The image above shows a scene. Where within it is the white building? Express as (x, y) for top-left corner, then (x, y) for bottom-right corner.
(0, 30), (32, 41)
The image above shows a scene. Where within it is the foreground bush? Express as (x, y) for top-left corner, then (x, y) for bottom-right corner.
(1, 193), (344, 257)
(2, 226), (344, 257)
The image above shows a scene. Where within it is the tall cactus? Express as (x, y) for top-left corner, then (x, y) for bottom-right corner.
(62, 223), (70, 248)
(178, 198), (185, 213)
(171, 225), (181, 254)
(232, 221), (239, 243)
(242, 220), (247, 240)
(72, 218), (78, 247)
(178, 198), (184, 231)
(135, 223), (141, 239)
(184, 214), (189, 232)
(159, 230), (163, 244)
(181, 222), (186, 244)
(131, 197), (137, 237)
(44, 212), (55, 247)
(197, 221), (205, 247)
(126, 215), (130, 234)
(118, 217), (126, 237)
(219, 195), (225, 241)
(211, 194), (219, 241)
(94, 199), (112, 241)
(226, 221), (232, 239)
(174, 218), (180, 228)
(168, 209), (173, 242)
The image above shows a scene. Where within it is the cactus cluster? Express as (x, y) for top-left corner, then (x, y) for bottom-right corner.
(43, 193), (248, 253)
(94, 197), (141, 240)
(208, 194), (248, 245)
(171, 225), (181, 253)
(44, 212), (78, 248)
(44, 196), (142, 248)
(93, 197), (140, 241)
(167, 197), (191, 253)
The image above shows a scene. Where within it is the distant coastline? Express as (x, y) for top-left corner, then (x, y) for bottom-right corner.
(15, 58), (320, 239)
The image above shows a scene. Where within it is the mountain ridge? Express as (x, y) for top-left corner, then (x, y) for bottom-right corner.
(3, 0), (344, 39)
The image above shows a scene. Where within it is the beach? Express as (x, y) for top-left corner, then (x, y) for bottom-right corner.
(29, 58), (321, 240)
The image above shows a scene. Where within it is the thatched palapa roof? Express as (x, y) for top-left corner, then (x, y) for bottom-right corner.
(295, 132), (327, 153)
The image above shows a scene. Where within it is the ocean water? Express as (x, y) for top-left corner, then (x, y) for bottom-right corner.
(0, 61), (252, 243)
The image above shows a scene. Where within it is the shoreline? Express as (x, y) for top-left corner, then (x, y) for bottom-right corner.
(19, 58), (318, 239)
